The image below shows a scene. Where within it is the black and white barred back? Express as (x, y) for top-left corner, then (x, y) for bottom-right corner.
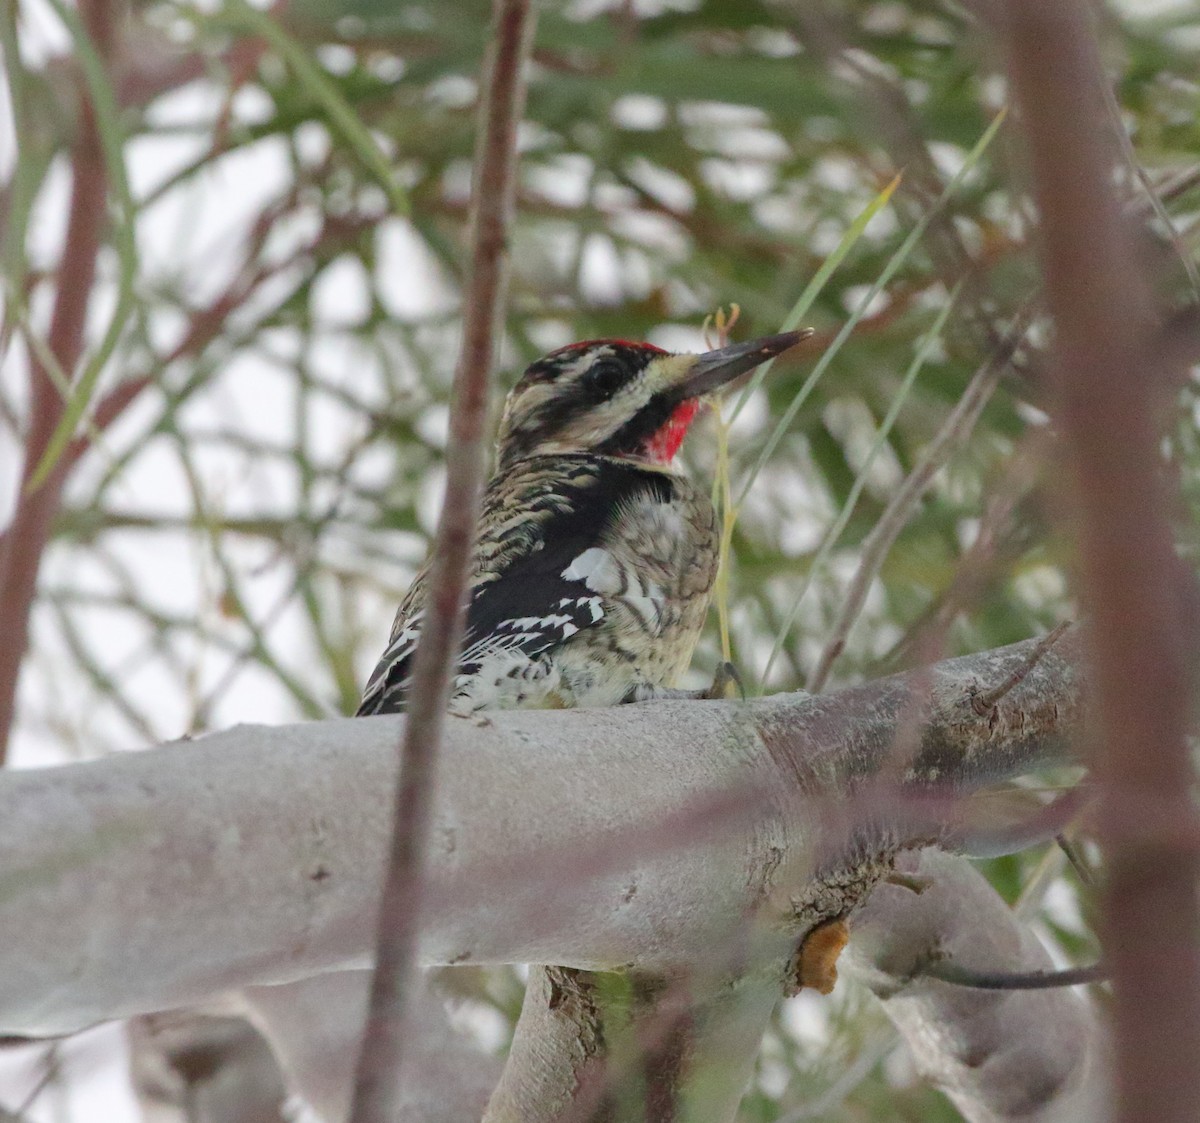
(356, 453), (719, 716)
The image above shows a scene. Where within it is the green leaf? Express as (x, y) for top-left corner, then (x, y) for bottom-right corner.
(736, 108), (1008, 509)
(28, 0), (140, 491)
(219, 0), (411, 219)
(759, 282), (963, 685)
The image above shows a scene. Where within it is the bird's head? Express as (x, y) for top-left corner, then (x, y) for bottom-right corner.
(496, 331), (811, 469)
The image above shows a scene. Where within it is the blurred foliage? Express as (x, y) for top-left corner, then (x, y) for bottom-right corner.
(3, 0), (1199, 1117)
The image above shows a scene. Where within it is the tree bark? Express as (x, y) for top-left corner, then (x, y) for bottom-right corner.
(844, 848), (1108, 1123)
(242, 971), (501, 1123)
(0, 631), (1081, 1040)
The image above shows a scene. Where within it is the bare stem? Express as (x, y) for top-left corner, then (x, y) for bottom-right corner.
(1000, 3), (1200, 1121)
(346, 3), (538, 1121)
(968, 620), (1071, 715)
(805, 305), (1031, 694)
(921, 958), (1107, 992)
(0, 0), (111, 763)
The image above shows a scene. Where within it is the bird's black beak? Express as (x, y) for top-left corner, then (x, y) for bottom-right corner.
(678, 330), (813, 400)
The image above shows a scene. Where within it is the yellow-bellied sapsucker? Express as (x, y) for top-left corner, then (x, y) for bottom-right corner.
(357, 332), (806, 717)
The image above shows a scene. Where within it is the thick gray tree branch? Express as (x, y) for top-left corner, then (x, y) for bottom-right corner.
(844, 849), (1108, 1123)
(483, 958), (788, 1123)
(242, 972), (500, 1123)
(483, 615), (1081, 1122)
(0, 632), (1081, 1040)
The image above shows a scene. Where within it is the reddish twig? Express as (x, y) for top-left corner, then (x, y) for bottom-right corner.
(999, 4), (1200, 1122)
(887, 426), (1051, 669)
(805, 303), (1032, 694)
(0, 0), (112, 763)
(60, 192), (365, 472)
(114, 30), (265, 111)
(944, 785), (1092, 863)
(346, 3), (538, 1121)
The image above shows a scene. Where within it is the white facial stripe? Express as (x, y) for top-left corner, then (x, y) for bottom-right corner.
(498, 345), (702, 459)
(566, 346), (611, 379)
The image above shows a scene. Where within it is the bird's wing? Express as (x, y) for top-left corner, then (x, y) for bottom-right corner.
(355, 456), (673, 716)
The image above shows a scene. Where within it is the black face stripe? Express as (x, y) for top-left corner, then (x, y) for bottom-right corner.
(519, 355), (570, 387)
(501, 343), (666, 465)
(595, 394), (678, 457)
(516, 346), (595, 390)
(512, 341), (658, 394)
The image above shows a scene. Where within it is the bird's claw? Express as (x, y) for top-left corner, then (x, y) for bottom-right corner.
(704, 661), (745, 701)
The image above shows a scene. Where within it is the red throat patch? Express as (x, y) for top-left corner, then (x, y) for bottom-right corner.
(644, 400), (701, 463)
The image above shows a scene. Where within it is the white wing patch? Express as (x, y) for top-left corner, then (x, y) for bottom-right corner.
(561, 547), (622, 593)
(562, 547), (663, 631)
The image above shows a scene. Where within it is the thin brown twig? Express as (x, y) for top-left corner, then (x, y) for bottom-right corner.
(968, 620), (1071, 716)
(346, 2), (537, 1120)
(789, 2), (1014, 358)
(1101, 76), (1200, 298)
(1150, 163), (1200, 209)
(885, 425), (1051, 670)
(999, 4), (1200, 1122)
(805, 303), (1033, 694)
(62, 191), (372, 476)
(943, 786), (1092, 862)
(113, 27), (264, 110)
(0, 0), (112, 764)
(1057, 833), (1098, 889)
(919, 957), (1107, 991)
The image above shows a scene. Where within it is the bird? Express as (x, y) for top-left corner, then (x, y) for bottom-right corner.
(357, 330), (809, 718)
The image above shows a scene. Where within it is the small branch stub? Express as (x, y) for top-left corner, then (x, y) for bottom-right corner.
(921, 957), (1108, 992)
(968, 621), (1072, 718)
(790, 917), (851, 996)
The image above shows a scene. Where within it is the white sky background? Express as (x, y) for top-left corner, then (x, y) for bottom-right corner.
(0, 0), (1175, 1116)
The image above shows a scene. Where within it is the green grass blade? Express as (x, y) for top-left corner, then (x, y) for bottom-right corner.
(0, 7), (52, 365)
(221, 0), (410, 219)
(727, 172), (901, 425)
(734, 108), (1008, 510)
(759, 282), (963, 687)
(28, 0), (140, 490)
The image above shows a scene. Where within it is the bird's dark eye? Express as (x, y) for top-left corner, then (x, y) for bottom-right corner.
(584, 358), (627, 399)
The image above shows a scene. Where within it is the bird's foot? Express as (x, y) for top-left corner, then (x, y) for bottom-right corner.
(622, 661), (745, 704)
(704, 661), (745, 701)
(449, 703), (493, 727)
